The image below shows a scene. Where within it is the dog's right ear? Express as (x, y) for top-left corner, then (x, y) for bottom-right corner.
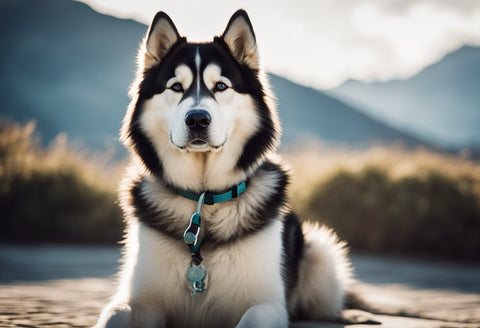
(221, 10), (259, 69)
(144, 12), (181, 67)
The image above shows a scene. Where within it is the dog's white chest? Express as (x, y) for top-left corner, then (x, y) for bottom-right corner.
(125, 219), (285, 327)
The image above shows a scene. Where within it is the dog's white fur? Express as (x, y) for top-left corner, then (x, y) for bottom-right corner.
(96, 171), (352, 327)
(289, 222), (352, 319)
(96, 168), (290, 328)
(95, 10), (352, 328)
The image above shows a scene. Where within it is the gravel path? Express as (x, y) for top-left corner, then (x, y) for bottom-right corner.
(1, 246), (479, 328)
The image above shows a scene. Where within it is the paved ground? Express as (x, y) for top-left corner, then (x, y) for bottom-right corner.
(1, 245), (479, 328)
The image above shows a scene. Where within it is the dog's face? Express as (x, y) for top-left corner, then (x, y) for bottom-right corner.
(144, 42), (256, 154)
(122, 10), (279, 188)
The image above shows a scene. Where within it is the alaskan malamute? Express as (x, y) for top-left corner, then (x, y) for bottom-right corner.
(96, 10), (352, 328)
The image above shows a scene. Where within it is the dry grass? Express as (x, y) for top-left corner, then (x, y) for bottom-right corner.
(0, 121), (121, 191)
(0, 120), (124, 244)
(284, 143), (480, 208)
(282, 142), (480, 260)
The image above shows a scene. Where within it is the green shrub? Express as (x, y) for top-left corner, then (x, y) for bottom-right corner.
(0, 120), (123, 244)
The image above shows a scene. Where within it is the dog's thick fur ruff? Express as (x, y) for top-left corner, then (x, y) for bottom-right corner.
(95, 10), (352, 328)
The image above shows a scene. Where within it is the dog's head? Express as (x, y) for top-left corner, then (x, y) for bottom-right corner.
(122, 10), (280, 190)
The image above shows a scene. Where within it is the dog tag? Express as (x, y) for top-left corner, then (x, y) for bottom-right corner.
(187, 264), (206, 283)
(187, 264), (207, 298)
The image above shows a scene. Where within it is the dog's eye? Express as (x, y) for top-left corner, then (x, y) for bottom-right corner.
(170, 82), (184, 93)
(215, 82), (228, 92)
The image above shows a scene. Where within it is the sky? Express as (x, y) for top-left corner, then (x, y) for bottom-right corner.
(77, 0), (480, 89)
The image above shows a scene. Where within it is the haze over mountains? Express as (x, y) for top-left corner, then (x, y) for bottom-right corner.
(328, 46), (480, 148)
(1, 0), (470, 156)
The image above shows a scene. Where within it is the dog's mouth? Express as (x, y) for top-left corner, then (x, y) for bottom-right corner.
(170, 134), (227, 152)
(187, 137), (227, 152)
(190, 138), (207, 146)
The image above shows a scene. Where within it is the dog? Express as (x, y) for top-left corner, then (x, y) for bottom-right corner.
(95, 9), (352, 328)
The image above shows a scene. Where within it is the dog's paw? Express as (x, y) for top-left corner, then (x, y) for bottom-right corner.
(339, 309), (381, 325)
(236, 304), (289, 328)
(94, 303), (132, 328)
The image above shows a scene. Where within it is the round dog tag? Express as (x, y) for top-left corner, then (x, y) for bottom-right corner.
(187, 265), (206, 283)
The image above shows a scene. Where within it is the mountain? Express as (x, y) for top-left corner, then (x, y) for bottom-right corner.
(0, 0), (428, 155)
(0, 0), (145, 152)
(269, 74), (424, 147)
(328, 46), (480, 148)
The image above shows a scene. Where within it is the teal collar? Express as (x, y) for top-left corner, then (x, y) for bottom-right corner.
(180, 180), (246, 298)
(178, 181), (247, 205)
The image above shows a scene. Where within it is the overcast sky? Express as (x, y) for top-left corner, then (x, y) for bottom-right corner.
(77, 0), (480, 89)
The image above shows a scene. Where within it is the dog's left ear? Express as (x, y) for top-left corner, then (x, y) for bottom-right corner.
(221, 10), (259, 69)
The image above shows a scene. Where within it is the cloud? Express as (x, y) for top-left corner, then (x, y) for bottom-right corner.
(346, 0), (480, 83)
(78, 0), (480, 89)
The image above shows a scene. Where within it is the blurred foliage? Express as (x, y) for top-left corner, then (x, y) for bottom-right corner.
(285, 144), (480, 261)
(0, 120), (123, 244)
(2, 120), (480, 260)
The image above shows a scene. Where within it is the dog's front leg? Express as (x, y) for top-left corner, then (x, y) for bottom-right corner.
(95, 301), (166, 328)
(235, 302), (289, 328)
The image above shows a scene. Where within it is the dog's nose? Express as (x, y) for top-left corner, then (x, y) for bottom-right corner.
(185, 110), (211, 131)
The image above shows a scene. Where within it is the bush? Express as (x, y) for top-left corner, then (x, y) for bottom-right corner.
(285, 145), (480, 261)
(306, 167), (480, 259)
(0, 120), (123, 244)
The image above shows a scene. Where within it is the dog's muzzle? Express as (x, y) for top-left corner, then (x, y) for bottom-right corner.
(185, 110), (211, 145)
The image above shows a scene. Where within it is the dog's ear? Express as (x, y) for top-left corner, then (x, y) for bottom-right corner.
(221, 10), (259, 69)
(144, 12), (181, 67)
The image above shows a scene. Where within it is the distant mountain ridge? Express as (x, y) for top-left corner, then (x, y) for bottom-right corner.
(269, 74), (424, 147)
(328, 46), (480, 147)
(0, 0), (429, 155)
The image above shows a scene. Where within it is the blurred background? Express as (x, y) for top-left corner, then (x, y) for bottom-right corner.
(1, 0), (480, 262)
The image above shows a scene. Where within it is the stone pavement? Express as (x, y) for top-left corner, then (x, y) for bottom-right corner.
(1, 278), (480, 327)
(1, 246), (479, 327)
